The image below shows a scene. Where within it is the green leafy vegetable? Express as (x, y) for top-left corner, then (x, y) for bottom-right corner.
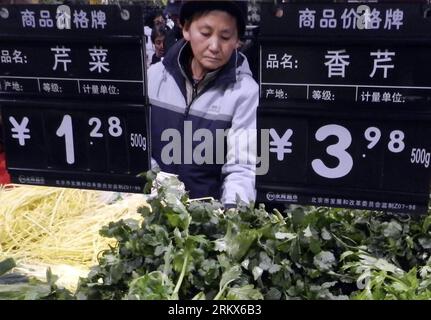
(74, 172), (431, 300)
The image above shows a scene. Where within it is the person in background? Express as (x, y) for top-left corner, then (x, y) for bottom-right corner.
(144, 9), (168, 66)
(145, 9), (168, 30)
(148, 0), (258, 208)
(152, 11), (167, 30)
(164, 0), (184, 54)
(150, 26), (167, 66)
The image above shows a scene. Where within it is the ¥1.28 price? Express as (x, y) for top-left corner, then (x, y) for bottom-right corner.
(269, 123), (428, 179)
(55, 114), (147, 165)
(7, 112), (148, 174)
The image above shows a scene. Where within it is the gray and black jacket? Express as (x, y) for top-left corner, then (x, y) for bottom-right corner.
(148, 39), (258, 207)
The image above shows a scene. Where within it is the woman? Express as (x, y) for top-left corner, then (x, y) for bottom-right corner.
(148, 0), (258, 208)
(150, 26), (167, 66)
(144, 9), (168, 67)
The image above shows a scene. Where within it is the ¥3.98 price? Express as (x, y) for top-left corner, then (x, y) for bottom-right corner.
(311, 124), (406, 179)
(56, 114), (146, 165)
(270, 124), (428, 179)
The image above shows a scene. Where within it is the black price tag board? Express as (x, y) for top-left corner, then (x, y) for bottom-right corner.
(259, 2), (431, 39)
(9, 169), (145, 193)
(257, 2), (431, 214)
(0, 41), (145, 100)
(260, 45), (431, 105)
(0, 4), (146, 101)
(0, 4), (142, 36)
(1, 102), (150, 193)
(0, 4), (150, 193)
(256, 106), (431, 214)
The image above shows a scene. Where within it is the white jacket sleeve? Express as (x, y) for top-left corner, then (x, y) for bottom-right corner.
(220, 77), (259, 207)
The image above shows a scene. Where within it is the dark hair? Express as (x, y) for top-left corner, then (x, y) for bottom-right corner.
(180, 0), (246, 38)
(145, 9), (165, 29)
(165, 0), (181, 17)
(151, 26), (168, 43)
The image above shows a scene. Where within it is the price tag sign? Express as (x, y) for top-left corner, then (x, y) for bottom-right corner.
(256, 2), (431, 213)
(0, 4), (150, 192)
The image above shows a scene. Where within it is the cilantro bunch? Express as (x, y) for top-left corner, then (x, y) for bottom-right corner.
(75, 172), (431, 300)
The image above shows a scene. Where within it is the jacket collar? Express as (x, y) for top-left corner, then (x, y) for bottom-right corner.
(162, 39), (244, 100)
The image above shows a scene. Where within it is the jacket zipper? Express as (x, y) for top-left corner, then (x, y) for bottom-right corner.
(184, 81), (199, 117)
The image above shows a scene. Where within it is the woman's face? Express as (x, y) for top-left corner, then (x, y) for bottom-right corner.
(183, 10), (239, 73)
(153, 15), (166, 28)
(154, 35), (165, 57)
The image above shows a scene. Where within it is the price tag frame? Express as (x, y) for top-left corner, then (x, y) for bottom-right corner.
(256, 2), (431, 214)
(0, 4), (150, 193)
(256, 103), (431, 214)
